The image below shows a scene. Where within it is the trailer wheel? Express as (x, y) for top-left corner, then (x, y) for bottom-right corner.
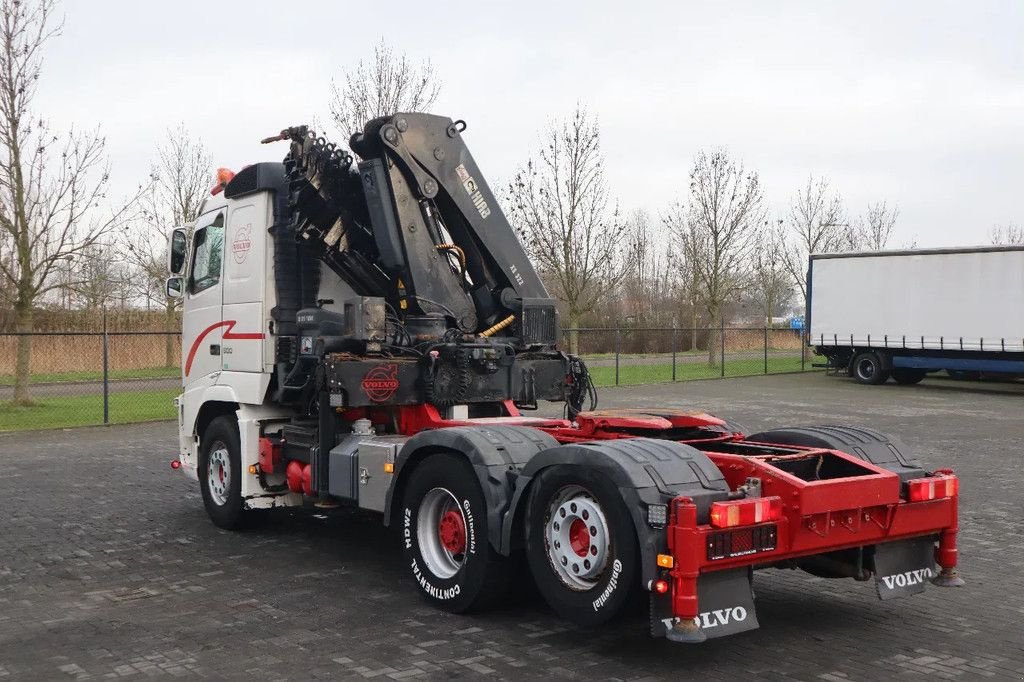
(852, 351), (889, 385)
(400, 452), (511, 613)
(198, 415), (250, 530)
(892, 368), (927, 385)
(525, 465), (639, 626)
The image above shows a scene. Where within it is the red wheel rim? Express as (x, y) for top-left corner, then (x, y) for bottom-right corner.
(568, 518), (590, 557)
(438, 509), (467, 554)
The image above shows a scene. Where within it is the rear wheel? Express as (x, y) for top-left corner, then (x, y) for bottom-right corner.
(892, 368), (927, 385)
(525, 466), (639, 626)
(400, 452), (512, 613)
(851, 351), (889, 385)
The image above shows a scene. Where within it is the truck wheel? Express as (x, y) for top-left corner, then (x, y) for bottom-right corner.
(892, 368), (927, 385)
(400, 452), (512, 613)
(198, 415), (251, 530)
(851, 351), (889, 385)
(525, 466), (639, 626)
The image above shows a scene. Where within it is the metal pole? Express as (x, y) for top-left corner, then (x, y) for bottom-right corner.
(672, 327), (677, 382)
(801, 329), (806, 371)
(102, 308), (109, 424)
(615, 327), (621, 386)
(720, 324), (726, 378)
(764, 326), (769, 374)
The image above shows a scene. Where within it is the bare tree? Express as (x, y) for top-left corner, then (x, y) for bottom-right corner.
(329, 39), (441, 139)
(621, 210), (674, 325)
(507, 105), (630, 353)
(854, 201), (899, 250)
(667, 149), (765, 366)
(990, 223), (1023, 245)
(67, 241), (128, 309)
(0, 0), (141, 404)
(751, 219), (791, 325)
(669, 226), (703, 350)
(784, 175), (847, 315)
(124, 124), (211, 365)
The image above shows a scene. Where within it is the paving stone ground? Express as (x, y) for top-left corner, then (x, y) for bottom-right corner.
(1, 373), (1022, 680)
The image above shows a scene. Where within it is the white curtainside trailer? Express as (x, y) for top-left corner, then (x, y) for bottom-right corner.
(808, 246), (1024, 385)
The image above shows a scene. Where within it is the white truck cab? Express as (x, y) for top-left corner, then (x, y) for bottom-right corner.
(167, 173), (294, 505)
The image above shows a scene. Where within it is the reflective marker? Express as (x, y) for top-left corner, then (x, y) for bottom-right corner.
(907, 474), (958, 502)
(709, 496), (782, 529)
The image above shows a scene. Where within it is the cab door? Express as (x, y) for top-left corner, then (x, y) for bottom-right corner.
(220, 199), (265, 373)
(182, 210), (226, 388)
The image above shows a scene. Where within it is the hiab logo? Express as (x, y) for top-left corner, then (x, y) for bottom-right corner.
(361, 364), (400, 402)
(455, 163), (491, 219)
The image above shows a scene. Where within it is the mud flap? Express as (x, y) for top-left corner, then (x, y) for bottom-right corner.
(874, 537), (937, 600)
(650, 568), (759, 640)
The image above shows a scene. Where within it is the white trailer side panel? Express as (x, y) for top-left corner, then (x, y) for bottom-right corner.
(809, 248), (1024, 353)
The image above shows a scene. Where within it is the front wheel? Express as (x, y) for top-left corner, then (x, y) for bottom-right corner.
(851, 351), (889, 385)
(198, 415), (252, 530)
(525, 466), (639, 627)
(400, 452), (512, 613)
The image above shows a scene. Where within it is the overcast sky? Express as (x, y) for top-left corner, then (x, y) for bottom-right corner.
(37, 0), (1023, 248)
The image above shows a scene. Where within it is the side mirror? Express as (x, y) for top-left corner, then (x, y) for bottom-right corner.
(165, 276), (184, 299)
(168, 228), (188, 274)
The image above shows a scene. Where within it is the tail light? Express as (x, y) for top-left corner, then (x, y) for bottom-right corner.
(907, 474), (958, 502)
(709, 496), (782, 528)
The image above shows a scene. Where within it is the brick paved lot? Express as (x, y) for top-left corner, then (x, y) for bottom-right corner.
(1, 373), (1022, 680)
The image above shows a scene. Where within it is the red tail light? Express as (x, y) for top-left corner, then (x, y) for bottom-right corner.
(907, 474), (958, 502)
(709, 496), (782, 529)
(653, 579), (669, 594)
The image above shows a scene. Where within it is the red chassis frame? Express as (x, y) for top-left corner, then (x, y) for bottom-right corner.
(341, 401), (961, 629)
(665, 456), (959, 628)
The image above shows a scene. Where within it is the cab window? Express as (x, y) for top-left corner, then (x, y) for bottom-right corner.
(190, 213), (225, 294)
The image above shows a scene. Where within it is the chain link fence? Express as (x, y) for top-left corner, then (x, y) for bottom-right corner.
(0, 331), (181, 432)
(562, 326), (819, 387)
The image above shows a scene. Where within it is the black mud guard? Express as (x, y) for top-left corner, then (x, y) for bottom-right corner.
(502, 438), (731, 585)
(382, 425), (558, 553)
(650, 568), (759, 640)
(745, 425), (928, 482)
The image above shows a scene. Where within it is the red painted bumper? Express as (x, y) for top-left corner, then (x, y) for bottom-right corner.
(665, 482), (959, 623)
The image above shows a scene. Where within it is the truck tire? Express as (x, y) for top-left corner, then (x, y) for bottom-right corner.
(851, 351), (889, 385)
(892, 368), (927, 385)
(400, 452), (512, 613)
(198, 415), (252, 530)
(524, 465), (639, 627)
